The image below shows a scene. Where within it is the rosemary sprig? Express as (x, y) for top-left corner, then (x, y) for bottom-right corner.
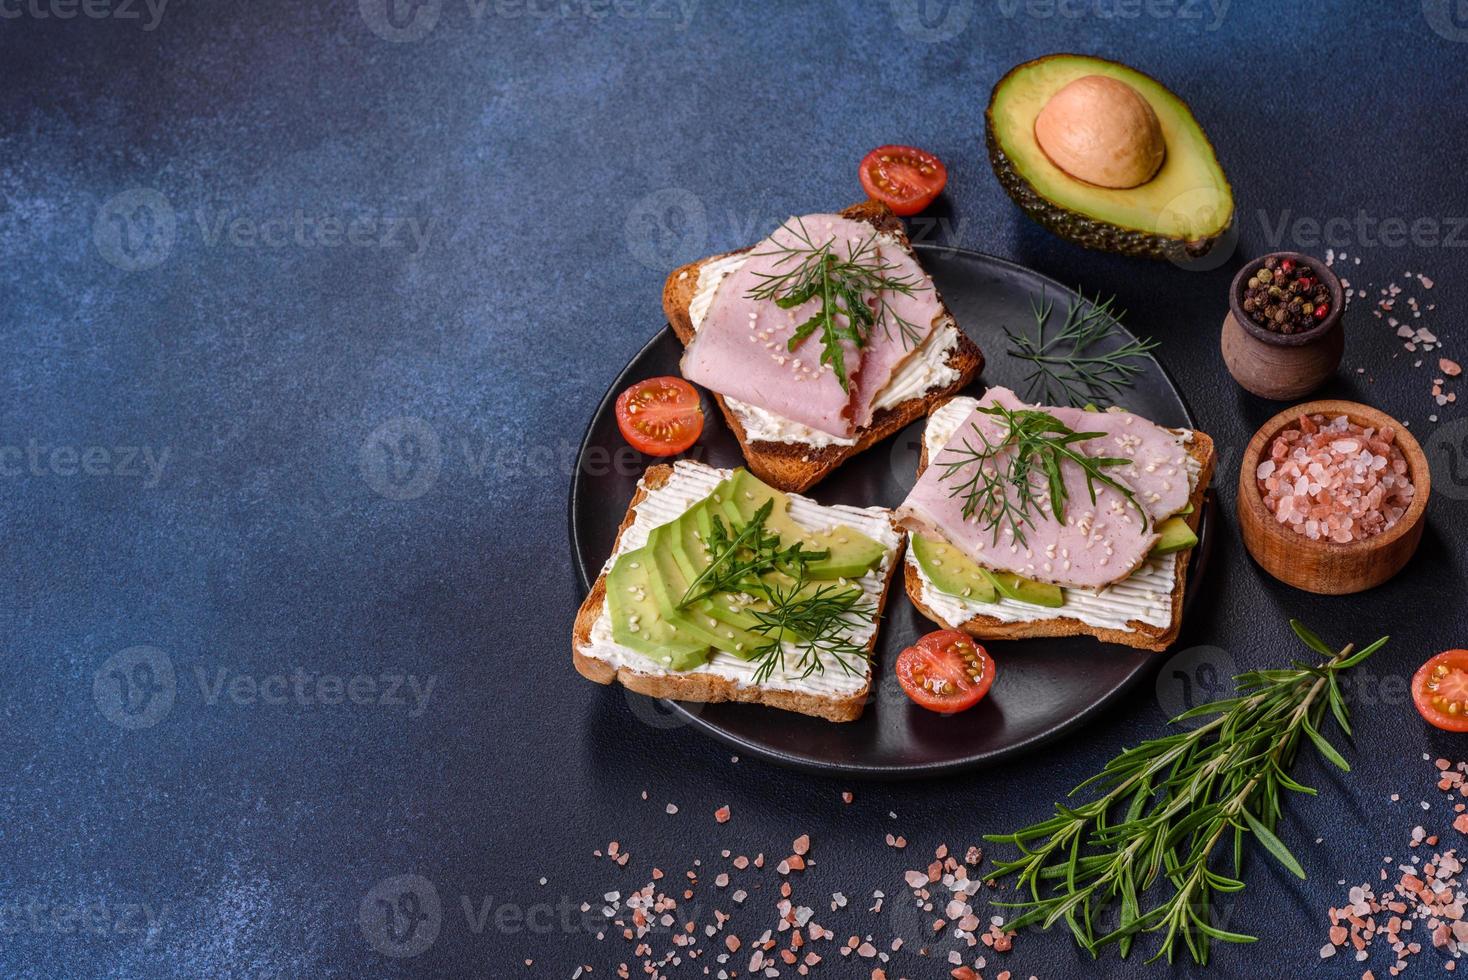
(677, 500), (826, 607)
(746, 570), (875, 686)
(984, 621), (1388, 965)
(937, 403), (1147, 548)
(1004, 290), (1159, 408)
(746, 218), (929, 392)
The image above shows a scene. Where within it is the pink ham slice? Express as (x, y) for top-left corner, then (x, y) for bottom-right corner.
(681, 214), (942, 438)
(848, 241), (944, 429)
(896, 388), (1194, 590)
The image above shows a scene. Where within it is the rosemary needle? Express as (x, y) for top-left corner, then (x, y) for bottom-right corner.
(984, 621), (1388, 965)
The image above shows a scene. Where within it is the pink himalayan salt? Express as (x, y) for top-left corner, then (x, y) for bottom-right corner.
(1255, 413), (1414, 543)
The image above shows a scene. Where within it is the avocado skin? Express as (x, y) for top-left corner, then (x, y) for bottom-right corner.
(984, 55), (1234, 261)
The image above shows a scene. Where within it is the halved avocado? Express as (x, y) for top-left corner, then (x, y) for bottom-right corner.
(985, 54), (1233, 260)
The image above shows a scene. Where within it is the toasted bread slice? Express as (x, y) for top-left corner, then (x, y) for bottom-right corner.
(572, 463), (905, 723)
(663, 200), (983, 494)
(903, 403), (1216, 653)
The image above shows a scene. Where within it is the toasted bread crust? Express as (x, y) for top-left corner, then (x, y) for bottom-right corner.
(571, 464), (905, 723)
(902, 405), (1216, 653)
(662, 201), (984, 493)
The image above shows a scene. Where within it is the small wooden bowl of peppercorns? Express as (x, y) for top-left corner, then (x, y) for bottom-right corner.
(1220, 251), (1345, 400)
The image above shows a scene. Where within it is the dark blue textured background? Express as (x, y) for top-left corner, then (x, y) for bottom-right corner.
(4, 1), (1468, 976)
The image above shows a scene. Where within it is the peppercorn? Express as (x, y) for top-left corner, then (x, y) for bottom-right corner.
(1241, 256), (1333, 334)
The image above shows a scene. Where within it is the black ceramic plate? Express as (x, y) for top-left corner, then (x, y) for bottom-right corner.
(570, 245), (1212, 778)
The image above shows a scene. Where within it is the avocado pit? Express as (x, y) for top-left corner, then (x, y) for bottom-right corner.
(1033, 74), (1165, 190)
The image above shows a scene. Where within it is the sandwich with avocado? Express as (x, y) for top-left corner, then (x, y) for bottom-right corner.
(571, 461), (903, 722)
(895, 388), (1214, 652)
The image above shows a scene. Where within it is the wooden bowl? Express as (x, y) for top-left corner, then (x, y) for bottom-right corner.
(1237, 400), (1430, 595)
(1220, 252), (1344, 400)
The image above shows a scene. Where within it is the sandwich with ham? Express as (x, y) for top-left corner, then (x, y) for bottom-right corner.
(663, 201), (983, 493)
(895, 388), (1215, 652)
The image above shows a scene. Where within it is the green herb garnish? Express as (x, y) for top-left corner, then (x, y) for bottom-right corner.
(747, 570), (875, 686)
(678, 492), (875, 683)
(985, 621), (1388, 965)
(937, 403), (1146, 548)
(1005, 290), (1159, 408)
(677, 499), (826, 608)
(746, 218), (929, 392)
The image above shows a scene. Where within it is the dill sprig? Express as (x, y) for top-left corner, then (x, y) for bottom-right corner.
(678, 499), (871, 683)
(746, 570), (875, 686)
(936, 404), (1147, 548)
(1004, 290), (1159, 408)
(677, 500), (826, 607)
(746, 218), (929, 392)
(984, 621), (1389, 965)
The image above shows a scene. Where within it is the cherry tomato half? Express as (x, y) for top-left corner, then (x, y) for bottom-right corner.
(1413, 650), (1468, 733)
(859, 145), (948, 217)
(615, 377), (704, 457)
(895, 630), (994, 714)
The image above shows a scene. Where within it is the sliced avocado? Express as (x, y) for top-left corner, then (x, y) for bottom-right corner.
(1150, 515), (1198, 556)
(669, 505), (769, 649)
(911, 534), (996, 604)
(1174, 503), (1195, 516)
(985, 54), (1233, 260)
(645, 524), (764, 657)
(983, 568), (1065, 609)
(721, 469), (886, 580)
(606, 547), (709, 670)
